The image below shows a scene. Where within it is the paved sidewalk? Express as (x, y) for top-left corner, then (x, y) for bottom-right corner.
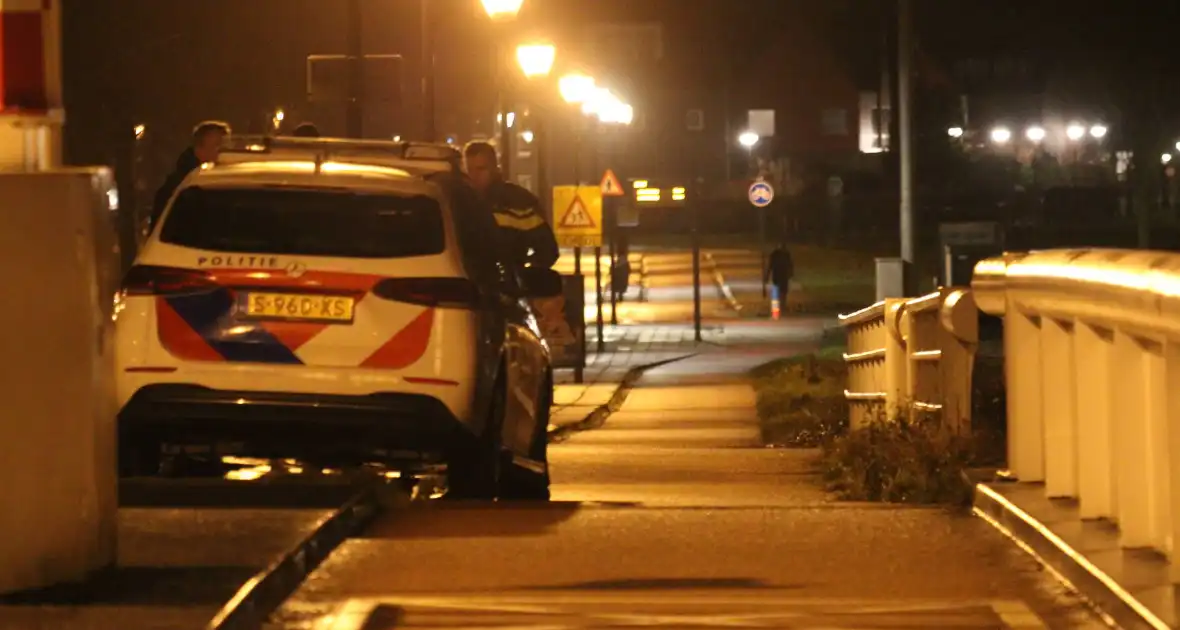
(549, 325), (723, 429)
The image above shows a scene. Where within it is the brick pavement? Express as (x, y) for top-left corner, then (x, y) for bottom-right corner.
(549, 324), (720, 429)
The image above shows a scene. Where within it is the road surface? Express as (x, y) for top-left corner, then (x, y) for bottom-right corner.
(266, 322), (1104, 629)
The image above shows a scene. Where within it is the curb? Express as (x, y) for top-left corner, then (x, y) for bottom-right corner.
(704, 252), (743, 313)
(969, 480), (1159, 630)
(205, 483), (383, 630)
(548, 353), (695, 443)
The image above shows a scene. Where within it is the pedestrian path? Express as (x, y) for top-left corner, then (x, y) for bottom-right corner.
(550, 324), (718, 429)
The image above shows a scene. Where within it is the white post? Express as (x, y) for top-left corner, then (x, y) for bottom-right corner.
(1040, 317), (1078, 498)
(1074, 323), (1115, 519)
(1112, 331), (1152, 546)
(1005, 310), (1044, 482)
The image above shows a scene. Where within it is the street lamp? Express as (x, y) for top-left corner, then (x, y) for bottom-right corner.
(1025, 126), (1046, 142)
(990, 127), (1011, 144)
(947, 126), (963, 138)
(1090, 124), (1108, 139)
(481, 0), (523, 20)
(516, 43), (555, 79)
(559, 73), (596, 104)
(1066, 124), (1086, 141)
(738, 131), (760, 148)
(272, 109), (284, 131)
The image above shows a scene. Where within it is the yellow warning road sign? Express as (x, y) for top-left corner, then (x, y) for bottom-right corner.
(552, 185), (603, 247)
(600, 169), (624, 197)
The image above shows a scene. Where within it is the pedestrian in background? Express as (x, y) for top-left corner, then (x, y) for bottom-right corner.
(149, 120), (231, 228)
(765, 240), (794, 315)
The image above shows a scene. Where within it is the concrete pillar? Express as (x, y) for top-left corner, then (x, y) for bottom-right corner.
(0, 0), (64, 171)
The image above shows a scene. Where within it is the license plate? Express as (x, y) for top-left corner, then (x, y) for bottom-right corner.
(242, 293), (355, 322)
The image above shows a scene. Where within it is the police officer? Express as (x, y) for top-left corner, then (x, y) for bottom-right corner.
(462, 141), (558, 270)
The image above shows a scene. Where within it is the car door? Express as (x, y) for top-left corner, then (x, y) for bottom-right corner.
(498, 270), (545, 456)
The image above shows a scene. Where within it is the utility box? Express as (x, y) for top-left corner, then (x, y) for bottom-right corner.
(0, 168), (120, 593)
(875, 257), (907, 301)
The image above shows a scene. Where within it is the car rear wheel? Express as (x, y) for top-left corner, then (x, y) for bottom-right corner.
(119, 436), (162, 477)
(445, 380), (505, 500)
(499, 379), (552, 501)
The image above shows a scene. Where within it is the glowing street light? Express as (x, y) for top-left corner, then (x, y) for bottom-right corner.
(990, 127), (1011, 144)
(133, 124), (146, 140)
(272, 109), (284, 131)
(947, 126), (964, 138)
(515, 43), (555, 79)
(1066, 124), (1086, 141)
(559, 74), (596, 104)
(1090, 124), (1108, 139)
(481, 0), (523, 20)
(1163, 153), (1173, 165)
(599, 99), (634, 125)
(520, 130), (535, 144)
(1025, 126), (1046, 142)
(580, 87), (612, 117)
(738, 131), (760, 148)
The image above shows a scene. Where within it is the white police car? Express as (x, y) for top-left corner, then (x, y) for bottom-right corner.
(115, 136), (559, 499)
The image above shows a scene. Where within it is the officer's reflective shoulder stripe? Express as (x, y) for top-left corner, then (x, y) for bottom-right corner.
(493, 207), (545, 230)
(500, 207), (536, 219)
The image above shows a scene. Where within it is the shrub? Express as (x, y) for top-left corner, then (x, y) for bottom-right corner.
(751, 353), (848, 447)
(821, 412), (976, 505)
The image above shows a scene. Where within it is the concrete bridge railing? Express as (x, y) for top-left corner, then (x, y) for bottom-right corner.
(972, 248), (1180, 575)
(839, 288), (979, 431)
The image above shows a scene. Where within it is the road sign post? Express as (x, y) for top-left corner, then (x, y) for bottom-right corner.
(748, 180), (775, 299)
(553, 186), (604, 352)
(600, 169), (624, 327)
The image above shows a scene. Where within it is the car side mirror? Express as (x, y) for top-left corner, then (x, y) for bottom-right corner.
(519, 267), (563, 298)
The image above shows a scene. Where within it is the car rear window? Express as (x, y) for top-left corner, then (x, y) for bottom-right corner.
(159, 186), (445, 258)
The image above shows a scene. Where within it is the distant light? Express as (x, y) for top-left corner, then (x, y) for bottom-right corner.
(1025, 126), (1046, 142)
(738, 131), (760, 148)
(1090, 125), (1108, 139)
(636, 187), (661, 202)
(599, 100), (634, 125)
(947, 126), (963, 138)
(990, 127), (1011, 144)
(1176, 141), (1180, 153)
(671, 186), (686, 201)
(133, 124), (146, 139)
(1163, 153), (1173, 165)
(559, 74), (596, 104)
(1066, 124), (1086, 141)
(516, 43), (556, 79)
(506, 112), (516, 128)
(445, 136), (455, 145)
(497, 113), (503, 124)
(274, 109), (285, 122)
(481, 0), (523, 20)
(392, 135), (402, 142)
(521, 130), (535, 144)
(632, 179), (649, 189)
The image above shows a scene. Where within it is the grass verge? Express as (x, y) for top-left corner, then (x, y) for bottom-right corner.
(750, 332), (1008, 506)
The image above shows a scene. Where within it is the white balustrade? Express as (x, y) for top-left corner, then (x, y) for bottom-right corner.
(973, 249), (1180, 575)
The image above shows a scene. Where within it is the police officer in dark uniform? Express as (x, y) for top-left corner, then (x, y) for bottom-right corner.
(462, 141), (558, 270)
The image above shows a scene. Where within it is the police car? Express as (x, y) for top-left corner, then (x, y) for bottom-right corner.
(115, 136), (559, 499)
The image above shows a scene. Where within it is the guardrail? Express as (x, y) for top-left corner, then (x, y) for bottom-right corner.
(972, 249), (1180, 566)
(839, 288), (979, 431)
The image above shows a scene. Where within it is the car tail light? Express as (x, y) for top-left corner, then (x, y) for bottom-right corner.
(372, 277), (482, 309)
(121, 265), (218, 296)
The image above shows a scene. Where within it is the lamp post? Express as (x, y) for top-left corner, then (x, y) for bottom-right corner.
(513, 42), (555, 215)
(481, 0), (523, 176)
(738, 130), (767, 296)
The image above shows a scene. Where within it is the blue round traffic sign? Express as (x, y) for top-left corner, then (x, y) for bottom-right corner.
(748, 181), (774, 207)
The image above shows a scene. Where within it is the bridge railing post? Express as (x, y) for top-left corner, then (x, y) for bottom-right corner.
(971, 248), (1180, 578)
